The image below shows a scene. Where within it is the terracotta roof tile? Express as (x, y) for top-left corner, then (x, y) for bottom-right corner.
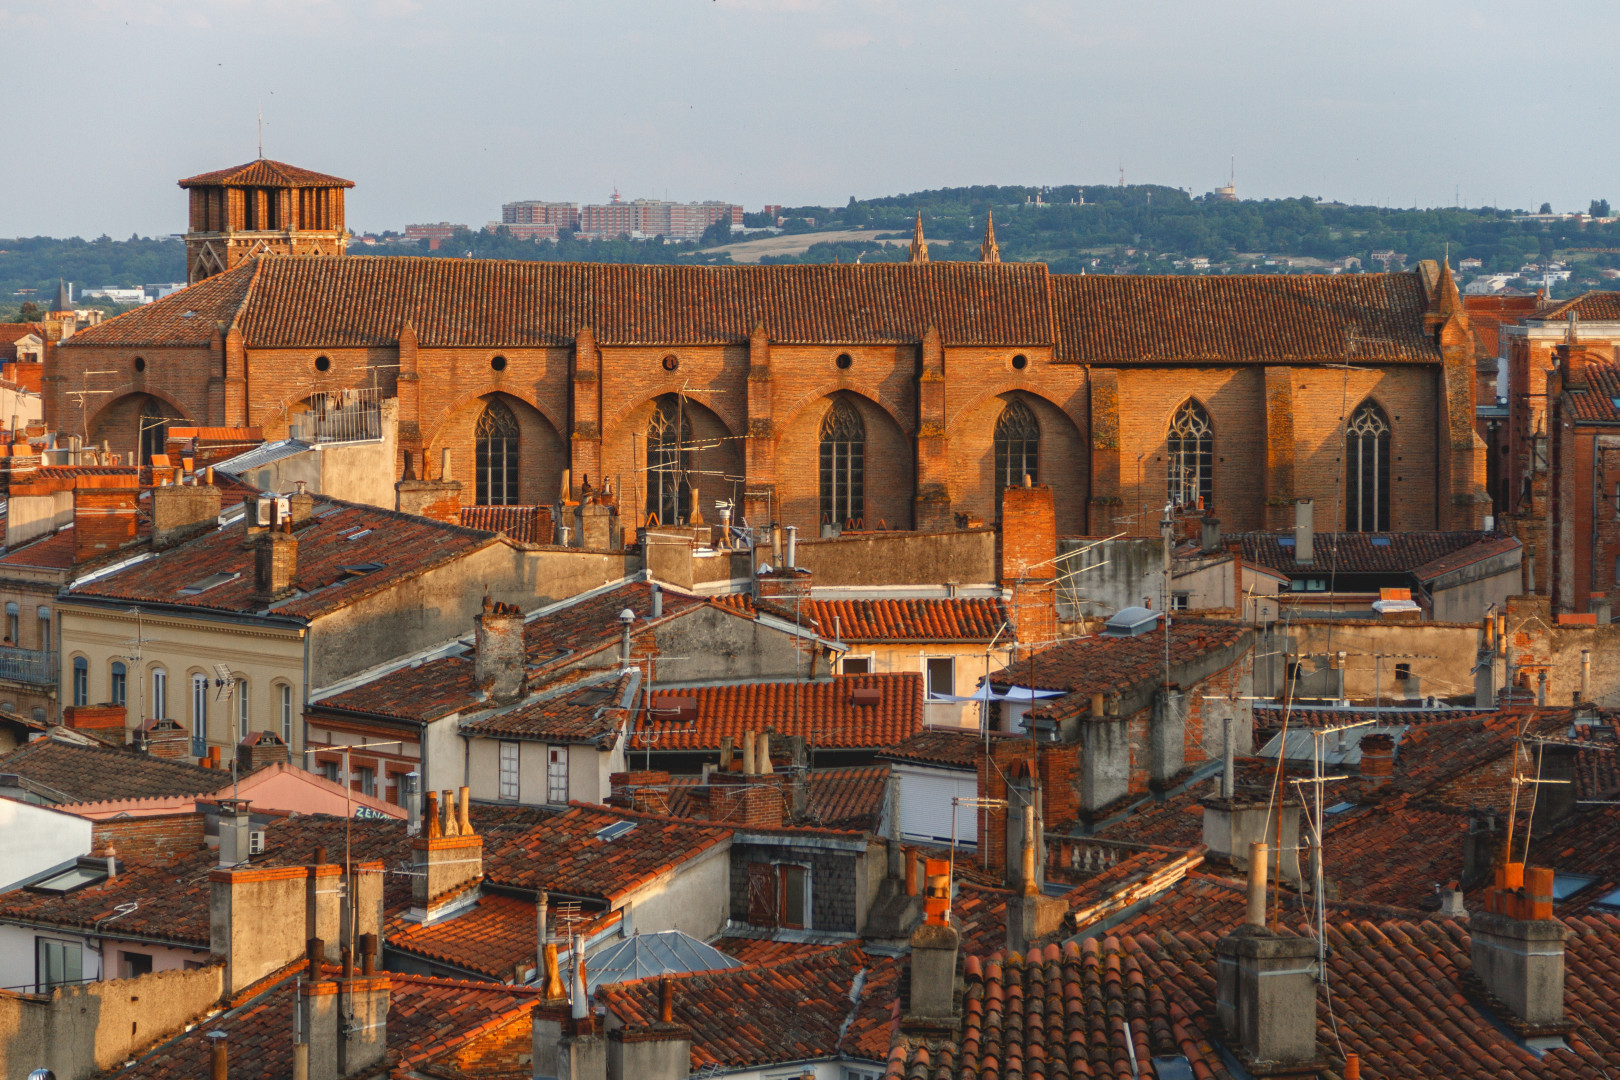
(62, 264), (259, 347)
(71, 498), (500, 620)
(1051, 271), (1441, 363)
(385, 892), (618, 982)
(880, 728), (1024, 769)
(74, 257), (1055, 350)
(483, 803), (730, 904)
(789, 597), (1010, 643)
(459, 504), (549, 543)
(177, 158), (354, 188)
(1565, 361), (1620, 422)
(601, 941), (870, 1072)
(665, 764), (890, 830)
(710, 936), (841, 966)
(1533, 290), (1620, 324)
(641, 673), (925, 751)
(0, 737), (229, 803)
(459, 670), (633, 744)
(1238, 529), (1514, 578)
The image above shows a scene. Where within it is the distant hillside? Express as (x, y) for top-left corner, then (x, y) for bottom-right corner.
(8, 184), (1618, 319)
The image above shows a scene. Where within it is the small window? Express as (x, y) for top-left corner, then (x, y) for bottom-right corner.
(133, 356), (146, 373)
(1552, 873), (1599, 901)
(5, 602), (17, 644)
(547, 745), (569, 804)
(1011, 353), (1028, 370)
(152, 667), (168, 720)
(72, 657), (88, 707)
(1370, 536), (1392, 547)
(1394, 663), (1412, 681)
(236, 678), (249, 743)
(835, 353), (853, 370)
(119, 951), (153, 979)
(355, 766), (376, 797)
(841, 656), (871, 675)
(1325, 801), (1357, 815)
(36, 607), (50, 651)
(1593, 886), (1620, 912)
(36, 938), (82, 991)
(661, 354), (679, 372)
(778, 864), (807, 929)
(320, 760), (340, 784)
(314, 355), (331, 372)
(490, 354), (508, 372)
(499, 742), (520, 801)
(111, 662), (126, 707)
(280, 684), (294, 745)
(1170, 593), (1190, 612)
(925, 657), (954, 699)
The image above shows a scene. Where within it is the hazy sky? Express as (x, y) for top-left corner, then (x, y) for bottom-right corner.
(2, 0), (1614, 237)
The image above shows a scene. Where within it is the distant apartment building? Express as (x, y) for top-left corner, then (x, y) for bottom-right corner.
(404, 222), (466, 250)
(501, 200), (581, 229)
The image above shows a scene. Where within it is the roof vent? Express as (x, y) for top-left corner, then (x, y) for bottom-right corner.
(1102, 607), (1160, 637)
(850, 687), (883, 706)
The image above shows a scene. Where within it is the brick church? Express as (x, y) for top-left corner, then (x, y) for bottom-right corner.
(48, 159), (1488, 538)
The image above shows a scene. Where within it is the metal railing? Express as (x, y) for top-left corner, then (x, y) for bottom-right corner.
(0, 646), (57, 687)
(297, 387), (382, 444)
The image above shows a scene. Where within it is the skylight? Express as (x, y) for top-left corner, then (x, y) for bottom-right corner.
(1592, 886), (1620, 913)
(1277, 537), (1295, 548)
(1325, 801), (1357, 815)
(341, 562), (385, 576)
(177, 571), (240, 596)
(594, 820), (637, 841)
(345, 528), (372, 541)
(30, 864), (107, 894)
(1370, 537), (1392, 546)
(1552, 872), (1598, 901)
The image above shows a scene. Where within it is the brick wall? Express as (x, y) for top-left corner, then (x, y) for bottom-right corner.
(93, 813), (206, 862)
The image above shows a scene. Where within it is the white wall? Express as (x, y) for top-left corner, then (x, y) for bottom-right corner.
(0, 800), (93, 892)
(617, 842), (730, 941)
(0, 923), (208, 993)
(894, 764), (978, 844)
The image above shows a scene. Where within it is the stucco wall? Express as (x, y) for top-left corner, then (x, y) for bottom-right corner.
(788, 528), (997, 587)
(650, 605), (826, 684)
(1260, 620), (1481, 704)
(0, 923), (208, 995)
(617, 842), (730, 941)
(0, 963), (223, 1080)
(0, 801), (93, 892)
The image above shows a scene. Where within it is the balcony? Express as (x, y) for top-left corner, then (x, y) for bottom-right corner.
(0, 646), (57, 687)
(296, 387), (382, 444)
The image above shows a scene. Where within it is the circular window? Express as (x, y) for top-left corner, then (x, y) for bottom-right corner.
(314, 355), (331, 372)
(835, 353), (854, 370)
(1011, 353), (1028, 370)
(133, 356), (146, 373)
(661, 355), (679, 372)
(491, 355), (508, 372)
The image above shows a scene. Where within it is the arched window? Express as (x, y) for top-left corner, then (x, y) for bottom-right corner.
(111, 661), (126, 707)
(994, 399), (1040, 492)
(1167, 400), (1214, 511)
(139, 401), (169, 465)
(474, 399), (520, 506)
(819, 399), (866, 528)
(1346, 401), (1392, 532)
(191, 673), (209, 741)
(71, 657), (88, 707)
(645, 397), (691, 526)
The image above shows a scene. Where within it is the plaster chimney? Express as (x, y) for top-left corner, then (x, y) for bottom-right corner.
(1215, 844), (1320, 1068)
(1472, 863), (1569, 1026)
(906, 857), (959, 1021)
(650, 583), (662, 619)
(783, 525), (797, 570)
(1200, 514), (1221, 555)
(475, 597), (526, 702)
(218, 799), (253, 867)
(618, 608), (635, 666)
(1293, 499), (1314, 564)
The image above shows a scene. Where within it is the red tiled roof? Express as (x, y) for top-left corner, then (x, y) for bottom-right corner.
(880, 728), (1024, 769)
(710, 936), (841, 966)
(1565, 362), (1620, 422)
(118, 967), (537, 1080)
(1465, 294), (1540, 358)
(1238, 530), (1513, 578)
(989, 622), (1251, 706)
(314, 653), (477, 723)
(483, 803), (730, 904)
(385, 892), (617, 982)
(459, 504), (548, 543)
(0, 848), (215, 947)
(525, 580), (706, 665)
(601, 941), (870, 1072)
(177, 158), (354, 189)
(0, 324), (42, 346)
(1534, 291), (1620, 323)
(71, 499), (500, 620)
(884, 916), (1620, 1079)
(789, 597), (1010, 643)
(665, 764), (890, 830)
(61, 267), (258, 347)
(0, 736), (232, 803)
(640, 673), (925, 751)
(1051, 271), (1442, 364)
(0, 526), (82, 569)
(460, 670), (633, 744)
(73, 257), (1055, 350)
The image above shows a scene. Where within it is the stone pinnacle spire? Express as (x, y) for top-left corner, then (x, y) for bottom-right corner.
(909, 212), (929, 264)
(980, 210), (1000, 264)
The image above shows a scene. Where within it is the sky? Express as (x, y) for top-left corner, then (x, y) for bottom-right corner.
(1, 0), (1615, 237)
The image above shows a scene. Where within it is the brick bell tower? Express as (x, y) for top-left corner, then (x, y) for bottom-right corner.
(178, 157), (354, 283)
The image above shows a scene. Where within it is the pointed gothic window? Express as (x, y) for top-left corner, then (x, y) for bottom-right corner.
(994, 399), (1040, 494)
(474, 399), (520, 506)
(1167, 400), (1213, 510)
(820, 399), (865, 528)
(1346, 401), (1392, 532)
(138, 401), (169, 465)
(646, 397), (691, 526)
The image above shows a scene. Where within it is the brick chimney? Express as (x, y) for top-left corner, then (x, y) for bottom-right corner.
(395, 449), (463, 523)
(151, 480), (222, 548)
(1358, 733), (1395, 790)
(1471, 862), (1569, 1027)
(63, 704), (125, 732)
(409, 786), (483, 919)
(474, 596), (526, 702)
(252, 525), (298, 603)
(606, 978), (692, 1080)
(139, 717), (190, 759)
(236, 730), (291, 771)
(301, 934), (391, 1080)
(1001, 482), (1058, 647)
(72, 477), (140, 563)
(1215, 850), (1322, 1070)
(905, 858), (958, 1021)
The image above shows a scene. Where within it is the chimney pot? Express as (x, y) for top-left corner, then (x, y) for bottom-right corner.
(209, 1032), (227, 1080)
(1293, 499), (1314, 564)
(1246, 841), (1268, 927)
